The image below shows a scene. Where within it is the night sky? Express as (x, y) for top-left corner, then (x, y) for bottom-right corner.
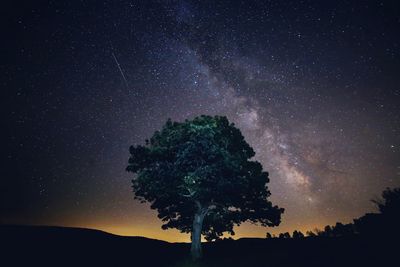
(3, 0), (400, 242)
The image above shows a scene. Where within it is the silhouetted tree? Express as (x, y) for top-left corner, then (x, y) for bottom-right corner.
(354, 187), (400, 237)
(278, 232), (291, 238)
(323, 225), (333, 237)
(314, 228), (324, 236)
(306, 230), (316, 237)
(126, 115), (284, 260)
(331, 222), (355, 237)
(353, 213), (381, 236)
(373, 187), (400, 216)
(266, 232), (272, 239)
(292, 230), (304, 238)
(331, 222), (344, 237)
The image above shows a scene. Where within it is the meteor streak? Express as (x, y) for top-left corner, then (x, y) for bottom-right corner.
(112, 52), (129, 89)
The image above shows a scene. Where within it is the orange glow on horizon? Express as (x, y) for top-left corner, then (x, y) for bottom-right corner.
(9, 207), (360, 243)
(51, 220), (344, 242)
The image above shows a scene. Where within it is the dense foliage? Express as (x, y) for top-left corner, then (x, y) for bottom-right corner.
(127, 115), (284, 242)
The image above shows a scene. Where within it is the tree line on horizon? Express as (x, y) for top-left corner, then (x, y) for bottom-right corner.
(265, 187), (400, 239)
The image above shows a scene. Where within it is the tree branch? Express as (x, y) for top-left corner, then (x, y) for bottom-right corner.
(195, 200), (202, 211)
(179, 187), (196, 198)
(207, 200), (225, 210)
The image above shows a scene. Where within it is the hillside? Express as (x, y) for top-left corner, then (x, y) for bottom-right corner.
(1, 225), (186, 266)
(1, 225), (396, 266)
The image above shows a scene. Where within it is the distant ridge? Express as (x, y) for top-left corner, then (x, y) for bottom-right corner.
(1, 224), (186, 266)
(1, 224), (170, 242)
(1, 224), (396, 267)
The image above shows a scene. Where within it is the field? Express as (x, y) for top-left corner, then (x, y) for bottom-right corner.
(1, 225), (396, 266)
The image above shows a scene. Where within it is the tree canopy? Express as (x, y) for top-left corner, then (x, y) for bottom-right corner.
(126, 115), (283, 246)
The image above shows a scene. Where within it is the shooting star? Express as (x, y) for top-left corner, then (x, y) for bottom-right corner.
(112, 52), (129, 89)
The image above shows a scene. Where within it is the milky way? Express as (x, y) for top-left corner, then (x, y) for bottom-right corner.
(3, 1), (400, 241)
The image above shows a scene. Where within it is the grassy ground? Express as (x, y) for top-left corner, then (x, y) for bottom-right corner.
(1, 225), (397, 266)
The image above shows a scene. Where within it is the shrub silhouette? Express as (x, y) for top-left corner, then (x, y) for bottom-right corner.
(278, 232), (291, 239)
(292, 230), (304, 238)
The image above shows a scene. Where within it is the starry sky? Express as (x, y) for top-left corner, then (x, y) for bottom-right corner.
(2, 0), (400, 242)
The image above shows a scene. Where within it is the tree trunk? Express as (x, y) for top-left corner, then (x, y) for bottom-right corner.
(191, 212), (204, 261)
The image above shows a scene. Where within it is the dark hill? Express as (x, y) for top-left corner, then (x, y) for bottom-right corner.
(1, 225), (396, 266)
(1, 225), (187, 266)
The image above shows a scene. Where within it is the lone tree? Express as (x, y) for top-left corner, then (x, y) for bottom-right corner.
(126, 115), (284, 260)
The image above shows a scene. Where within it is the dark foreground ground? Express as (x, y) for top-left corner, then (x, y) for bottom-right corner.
(0, 225), (397, 266)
